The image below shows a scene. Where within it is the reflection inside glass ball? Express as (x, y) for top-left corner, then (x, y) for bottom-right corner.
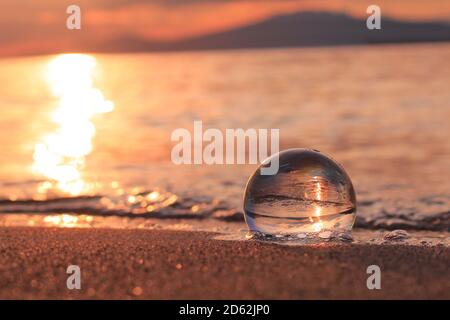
(244, 148), (356, 239)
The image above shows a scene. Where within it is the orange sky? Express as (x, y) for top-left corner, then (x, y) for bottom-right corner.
(1, 0), (449, 56)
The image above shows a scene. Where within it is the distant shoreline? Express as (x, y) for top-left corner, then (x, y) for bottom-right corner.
(1, 40), (449, 60)
(2, 11), (450, 59)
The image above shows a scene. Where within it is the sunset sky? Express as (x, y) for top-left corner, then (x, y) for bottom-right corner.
(1, 0), (449, 56)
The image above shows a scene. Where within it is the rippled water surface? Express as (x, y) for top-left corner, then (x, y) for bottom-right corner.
(0, 43), (449, 231)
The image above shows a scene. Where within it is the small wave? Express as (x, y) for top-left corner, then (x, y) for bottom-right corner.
(0, 188), (243, 221)
(0, 186), (448, 232)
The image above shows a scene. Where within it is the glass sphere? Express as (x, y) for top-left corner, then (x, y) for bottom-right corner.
(243, 148), (356, 238)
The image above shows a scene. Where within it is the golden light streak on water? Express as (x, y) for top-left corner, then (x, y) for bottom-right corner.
(32, 54), (113, 196)
(43, 214), (79, 227)
(314, 179), (322, 216)
(312, 221), (323, 232)
(313, 176), (323, 231)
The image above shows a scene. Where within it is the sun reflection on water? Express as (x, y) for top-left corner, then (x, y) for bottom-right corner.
(313, 176), (323, 232)
(33, 54), (113, 196)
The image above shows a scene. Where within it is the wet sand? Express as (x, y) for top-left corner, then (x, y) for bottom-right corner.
(0, 227), (448, 299)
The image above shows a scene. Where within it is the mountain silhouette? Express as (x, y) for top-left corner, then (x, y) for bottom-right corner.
(101, 11), (450, 52)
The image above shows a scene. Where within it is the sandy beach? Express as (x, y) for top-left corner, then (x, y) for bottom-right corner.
(0, 227), (448, 300)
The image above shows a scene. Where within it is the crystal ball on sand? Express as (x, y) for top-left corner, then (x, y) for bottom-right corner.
(244, 149), (356, 239)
